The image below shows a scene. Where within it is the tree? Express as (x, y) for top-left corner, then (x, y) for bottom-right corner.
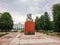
(50, 21), (54, 30)
(44, 12), (51, 31)
(35, 12), (51, 32)
(39, 15), (45, 30)
(52, 4), (60, 34)
(0, 13), (2, 31)
(35, 16), (40, 32)
(0, 12), (13, 34)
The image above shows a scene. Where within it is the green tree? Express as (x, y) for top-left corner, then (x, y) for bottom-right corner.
(53, 4), (60, 34)
(35, 16), (40, 32)
(44, 12), (51, 31)
(50, 21), (54, 30)
(39, 15), (45, 30)
(0, 13), (2, 31)
(0, 12), (13, 34)
(35, 12), (51, 32)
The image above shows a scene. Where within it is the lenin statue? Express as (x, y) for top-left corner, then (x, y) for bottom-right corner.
(24, 13), (35, 35)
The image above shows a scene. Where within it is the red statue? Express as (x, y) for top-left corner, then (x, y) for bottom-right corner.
(24, 13), (35, 35)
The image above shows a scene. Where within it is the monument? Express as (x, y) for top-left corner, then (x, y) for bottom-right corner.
(24, 13), (35, 35)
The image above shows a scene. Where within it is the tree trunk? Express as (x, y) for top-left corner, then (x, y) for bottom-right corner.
(5, 29), (7, 34)
(58, 31), (60, 35)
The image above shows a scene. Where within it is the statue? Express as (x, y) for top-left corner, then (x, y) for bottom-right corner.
(24, 13), (35, 35)
(26, 13), (33, 21)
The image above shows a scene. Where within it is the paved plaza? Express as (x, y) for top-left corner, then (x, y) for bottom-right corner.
(0, 32), (60, 45)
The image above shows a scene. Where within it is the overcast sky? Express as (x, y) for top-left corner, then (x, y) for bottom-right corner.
(0, 0), (60, 24)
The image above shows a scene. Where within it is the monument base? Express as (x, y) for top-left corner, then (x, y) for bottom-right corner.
(24, 21), (35, 35)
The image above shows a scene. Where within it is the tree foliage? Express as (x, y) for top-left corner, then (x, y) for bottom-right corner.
(0, 12), (13, 34)
(39, 15), (45, 30)
(35, 12), (52, 32)
(35, 16), (40, 32)
(43, 12), (51, 30)
(53, 4), (60, 34)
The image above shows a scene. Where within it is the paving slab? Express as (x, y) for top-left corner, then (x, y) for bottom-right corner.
(0, 32), (20, 45)
(0, 32), (60, 45)
(19, 33), (60, 45)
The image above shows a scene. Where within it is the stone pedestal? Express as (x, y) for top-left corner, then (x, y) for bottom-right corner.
(24, 21), (35, 35)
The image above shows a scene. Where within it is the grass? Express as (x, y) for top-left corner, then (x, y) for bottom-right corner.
(0, 32), (8, 37)
(39, 30), (60, 37)
(0, 34), (6, 37)
(26, 32), (35, 35)
(45, 32), (60, 37)
(21, 30), (24, 32)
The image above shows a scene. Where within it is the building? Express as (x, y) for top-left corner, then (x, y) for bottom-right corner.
(13, 23), (24, 30)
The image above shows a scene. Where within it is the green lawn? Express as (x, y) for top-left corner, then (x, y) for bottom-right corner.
(0, 34), (6, 37)
(0, 32), (7, 37)
(39, 30), (60, 37)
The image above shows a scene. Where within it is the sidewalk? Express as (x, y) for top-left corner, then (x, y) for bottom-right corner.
(20, 32), (60, 45)
(0, 32), (60, 45)
(0, 32), (19, 45)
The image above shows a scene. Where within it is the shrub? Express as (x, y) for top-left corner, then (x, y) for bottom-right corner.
(27, 32), (35, 35)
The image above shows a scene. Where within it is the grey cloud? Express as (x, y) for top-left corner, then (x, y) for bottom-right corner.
(0, 0), (60, 22)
